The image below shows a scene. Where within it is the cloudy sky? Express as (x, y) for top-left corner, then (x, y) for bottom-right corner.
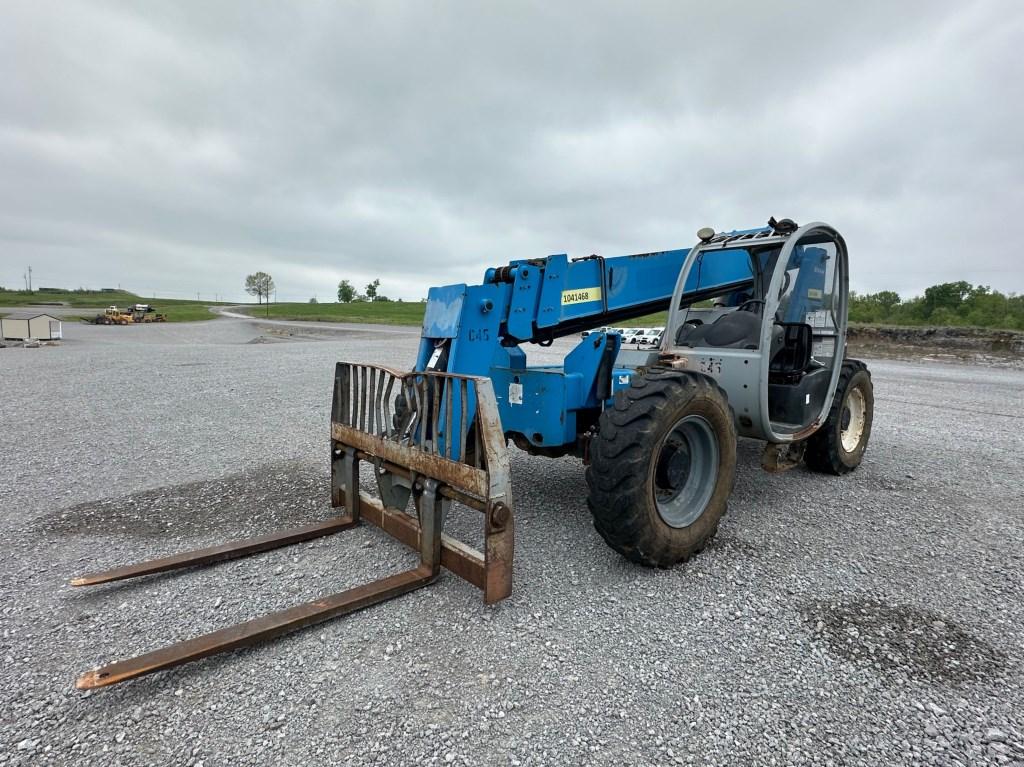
(2, 1), (1022, 303)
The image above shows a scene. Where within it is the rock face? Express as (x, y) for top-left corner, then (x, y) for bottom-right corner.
(847, 325), (1024, 363)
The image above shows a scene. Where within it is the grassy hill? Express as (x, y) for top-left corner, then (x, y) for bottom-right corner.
(0, 289), (227, 322)
(240, 301), (669, 329)
(240, 301), (428, 325)
(1, 287), (668, 329)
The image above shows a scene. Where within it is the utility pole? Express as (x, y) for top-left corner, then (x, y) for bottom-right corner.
(27, 266), (32, 292)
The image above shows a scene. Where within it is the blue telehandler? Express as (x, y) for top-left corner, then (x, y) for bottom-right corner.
(73, 218), (873, 690)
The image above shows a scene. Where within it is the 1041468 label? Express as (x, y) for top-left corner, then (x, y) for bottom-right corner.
(561, 286), (602, 305)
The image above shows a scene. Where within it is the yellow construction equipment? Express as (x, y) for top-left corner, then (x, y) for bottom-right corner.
(88, 304), (167, 325)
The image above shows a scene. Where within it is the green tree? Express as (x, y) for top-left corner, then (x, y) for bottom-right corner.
(244, 272), (274, 305)
(849, 291), (900, 324)
(337, 280), (356, 303)
(874, 291), (901, 314)
(929, 307), (960, 326)
(365, 278), (381, 301)
(922, 281), (972, 318)
(849, 282), (1024, 329)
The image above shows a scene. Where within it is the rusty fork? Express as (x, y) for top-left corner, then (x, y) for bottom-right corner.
(74, 472), (450, 691)
(72, 363), (513, 690)
(70, 516), (360, 587)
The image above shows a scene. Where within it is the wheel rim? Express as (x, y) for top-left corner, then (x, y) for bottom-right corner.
(840, 386), (867, 453)
(653, 415), (720, 528)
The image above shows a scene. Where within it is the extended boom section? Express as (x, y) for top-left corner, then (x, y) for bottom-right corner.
(413, 245), (752, 456)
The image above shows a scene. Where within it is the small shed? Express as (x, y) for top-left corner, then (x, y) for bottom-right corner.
(0, 311), (63, 340)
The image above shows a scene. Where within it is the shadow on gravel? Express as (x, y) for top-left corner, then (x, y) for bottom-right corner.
(805, 597), (1007, 683)
(36, 461), (331, 540)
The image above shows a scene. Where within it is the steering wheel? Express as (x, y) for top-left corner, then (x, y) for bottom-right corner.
(737, 299), (765, 313)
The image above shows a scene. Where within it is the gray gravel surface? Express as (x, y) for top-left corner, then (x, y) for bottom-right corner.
(1, 317), (1022, 766)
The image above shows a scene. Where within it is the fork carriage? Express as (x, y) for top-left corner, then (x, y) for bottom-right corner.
(329, 362), (514, 604)
(73, 363), (513, 690)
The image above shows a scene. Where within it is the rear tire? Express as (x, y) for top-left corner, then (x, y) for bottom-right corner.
(805, 359), (873, 475)
(586, 369), (737, 567)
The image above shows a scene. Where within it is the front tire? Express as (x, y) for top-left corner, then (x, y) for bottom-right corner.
(805, 359), (873, 475)
(586, 370), (737, 567)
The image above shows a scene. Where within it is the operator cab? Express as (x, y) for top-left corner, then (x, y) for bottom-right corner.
(664, 222), (847, 443)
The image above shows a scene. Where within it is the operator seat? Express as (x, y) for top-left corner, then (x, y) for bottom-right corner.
(675, 309), (761, 349)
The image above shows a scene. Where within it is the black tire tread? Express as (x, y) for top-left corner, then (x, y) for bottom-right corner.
(804, 359), (873, 475)
(585, 369), (736, 568)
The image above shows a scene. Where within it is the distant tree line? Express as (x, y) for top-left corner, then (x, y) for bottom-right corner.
(850, 282), (1024, 330)
(216, 273), (1020, 331)
(337, 278), (394, 303)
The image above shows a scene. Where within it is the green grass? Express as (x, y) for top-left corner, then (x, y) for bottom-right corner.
(0, 288), (136, 307)
(240, 301), (428, 325)
(155, 305), (221, 322)
(240, 301), (669, 329)
(0, 289), (226, 322)
(623, 311), (668, 328)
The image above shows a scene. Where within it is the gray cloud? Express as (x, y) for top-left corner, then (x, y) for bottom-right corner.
(2, 1), (1021, 301)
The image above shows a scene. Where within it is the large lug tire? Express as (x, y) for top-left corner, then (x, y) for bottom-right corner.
(585, 369), (737, 568)
(805, 359), (873, 475)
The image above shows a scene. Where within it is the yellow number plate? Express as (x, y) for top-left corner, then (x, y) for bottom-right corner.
(561, 287), (602, 306)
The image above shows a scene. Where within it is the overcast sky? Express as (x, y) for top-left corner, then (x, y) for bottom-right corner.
(2, 1), (1022, 303)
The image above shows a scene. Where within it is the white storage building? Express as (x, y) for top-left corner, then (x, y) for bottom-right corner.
(0, 311), (63, 340)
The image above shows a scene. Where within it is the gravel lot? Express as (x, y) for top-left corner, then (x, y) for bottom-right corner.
(1, 316), (1022, 766)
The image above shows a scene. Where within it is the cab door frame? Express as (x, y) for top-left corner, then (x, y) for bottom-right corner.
(759, 222), (849, 442)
